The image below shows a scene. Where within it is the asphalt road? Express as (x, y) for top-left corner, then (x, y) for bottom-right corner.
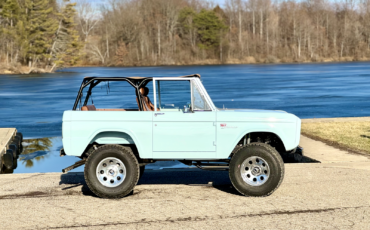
(0, 135), (370, 229)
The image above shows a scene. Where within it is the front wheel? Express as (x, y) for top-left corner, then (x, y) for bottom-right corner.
(84, 145), (140, 199)
(229, 143), (284, 197)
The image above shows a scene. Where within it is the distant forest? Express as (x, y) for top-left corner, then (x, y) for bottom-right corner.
(1, 0), (370, 72)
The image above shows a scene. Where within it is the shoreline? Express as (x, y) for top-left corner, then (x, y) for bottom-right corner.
(1, 58), (370, 75)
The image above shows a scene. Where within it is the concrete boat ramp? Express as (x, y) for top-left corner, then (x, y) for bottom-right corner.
(0, 128), (16, 155)
(0, 128), (22, 173)
(0, 134), (370, 229)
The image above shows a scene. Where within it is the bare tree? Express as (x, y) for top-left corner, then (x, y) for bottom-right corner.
(75, 0), (100, 44)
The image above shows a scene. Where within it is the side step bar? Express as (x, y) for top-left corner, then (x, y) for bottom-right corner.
(62, 159), (86, 173)
(194, 161), (229, 171)
(196, 165), (229, 171)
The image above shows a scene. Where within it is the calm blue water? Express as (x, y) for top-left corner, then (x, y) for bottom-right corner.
(1, 62), (370, 173)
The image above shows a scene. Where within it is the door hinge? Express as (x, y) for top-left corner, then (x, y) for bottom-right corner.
(213, 141), (217, 146)
(213, 122), (216, 126)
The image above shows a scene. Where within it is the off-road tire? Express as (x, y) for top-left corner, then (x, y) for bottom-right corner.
(229, 142), (284, 197)
(84, 145), (140, 199)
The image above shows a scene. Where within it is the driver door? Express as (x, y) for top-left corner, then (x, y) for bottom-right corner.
(152, 79), (216, 159)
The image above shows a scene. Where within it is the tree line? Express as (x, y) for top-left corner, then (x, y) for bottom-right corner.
(1, 0), (370, 72)
(0, 0), (81, 73)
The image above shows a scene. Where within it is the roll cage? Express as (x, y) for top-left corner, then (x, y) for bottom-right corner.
(72, 74), (201, 111)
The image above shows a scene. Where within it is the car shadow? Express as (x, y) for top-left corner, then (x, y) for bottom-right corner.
(137, 169), (242, 196)
(59, 173), (96, 197)
(59, 169), (242, 197)
(281, 152), (320, 163)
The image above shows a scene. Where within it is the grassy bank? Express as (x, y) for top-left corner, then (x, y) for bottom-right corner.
(302, 118), (370, 155)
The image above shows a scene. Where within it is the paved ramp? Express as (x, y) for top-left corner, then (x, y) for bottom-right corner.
(0, 135), (370, 229)
(0, 162), (370, 229)
(300, 135), (370, 163)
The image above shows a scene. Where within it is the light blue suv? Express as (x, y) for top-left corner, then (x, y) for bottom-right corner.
(61, 74), (301, 198)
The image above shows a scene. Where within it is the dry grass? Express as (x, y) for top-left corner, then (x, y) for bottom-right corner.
(302, 121), (370, 154)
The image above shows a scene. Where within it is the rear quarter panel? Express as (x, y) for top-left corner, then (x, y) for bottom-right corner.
(62, 111), (152, 158)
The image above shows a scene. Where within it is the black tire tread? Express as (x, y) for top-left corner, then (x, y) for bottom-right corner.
(84, 144), (140, 199)
(229, 142), (284, 197)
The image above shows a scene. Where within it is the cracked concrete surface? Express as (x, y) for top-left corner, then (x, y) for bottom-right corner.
(1, 136), (370, 229)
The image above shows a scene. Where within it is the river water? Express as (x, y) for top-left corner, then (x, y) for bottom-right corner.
(1, 62), (370, 173)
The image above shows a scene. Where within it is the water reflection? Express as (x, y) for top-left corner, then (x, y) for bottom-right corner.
(20, 138), (52, 168)
(1, 138), (53, 174)
(1, 136), (187, 174)
(0, 137), (83, 174)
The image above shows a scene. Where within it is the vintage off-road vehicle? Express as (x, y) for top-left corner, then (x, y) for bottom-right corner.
(61, 74), (301, 199)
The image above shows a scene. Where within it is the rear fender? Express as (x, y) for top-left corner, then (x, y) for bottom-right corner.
(81, 130), (144, 158)
(90, 131), (135, 145)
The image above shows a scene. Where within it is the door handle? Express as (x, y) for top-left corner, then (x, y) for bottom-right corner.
(155, 113), (164, 117)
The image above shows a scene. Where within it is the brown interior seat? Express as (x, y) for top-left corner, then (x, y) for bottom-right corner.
(136, 87), (157, 111)
(96, 108), (126, 111)
(81, 105), (97, 111)
(81, 105), (126, 111)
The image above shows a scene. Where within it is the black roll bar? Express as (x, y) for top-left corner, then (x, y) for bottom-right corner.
(72, 75), (200, 110)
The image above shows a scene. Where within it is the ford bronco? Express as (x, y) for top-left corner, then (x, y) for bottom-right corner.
(60, 74), (301, 198)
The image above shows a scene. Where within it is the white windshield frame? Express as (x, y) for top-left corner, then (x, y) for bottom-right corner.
(152, 77), (216, 112)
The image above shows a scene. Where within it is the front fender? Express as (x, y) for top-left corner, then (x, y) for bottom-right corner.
(216, 121), (298, 159)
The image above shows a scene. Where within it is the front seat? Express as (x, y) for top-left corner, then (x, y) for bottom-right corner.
(136, 87), (157, 111)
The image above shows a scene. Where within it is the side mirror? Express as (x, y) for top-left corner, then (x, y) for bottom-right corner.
(183, 105), (192, 113)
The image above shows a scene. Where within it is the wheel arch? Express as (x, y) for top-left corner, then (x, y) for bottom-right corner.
(229, 131), (286, 158)
(89, 131), (136, 145)
(82, 130), (143, 158)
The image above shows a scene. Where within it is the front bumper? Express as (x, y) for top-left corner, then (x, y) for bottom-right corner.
(292, 146), (304, 155)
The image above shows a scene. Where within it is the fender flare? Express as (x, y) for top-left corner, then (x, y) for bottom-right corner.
(229, 129), (286, 154)
(86, 129), (142, 156)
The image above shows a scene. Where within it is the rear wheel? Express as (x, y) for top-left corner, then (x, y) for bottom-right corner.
(84, 145), (139, 199)
(229, 143), (284, 197)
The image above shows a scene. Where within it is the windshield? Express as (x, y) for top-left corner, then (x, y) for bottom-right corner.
(154, 79), (212, 112)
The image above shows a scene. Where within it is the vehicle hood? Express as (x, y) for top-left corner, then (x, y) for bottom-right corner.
(218, 108), (287, 113)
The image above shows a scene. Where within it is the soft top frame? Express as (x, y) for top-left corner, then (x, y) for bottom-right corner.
(73, 74), (201, 110)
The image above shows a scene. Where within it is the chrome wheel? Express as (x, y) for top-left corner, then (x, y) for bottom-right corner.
(96, 157), (126, 187)
(240, 156), (270, 186)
